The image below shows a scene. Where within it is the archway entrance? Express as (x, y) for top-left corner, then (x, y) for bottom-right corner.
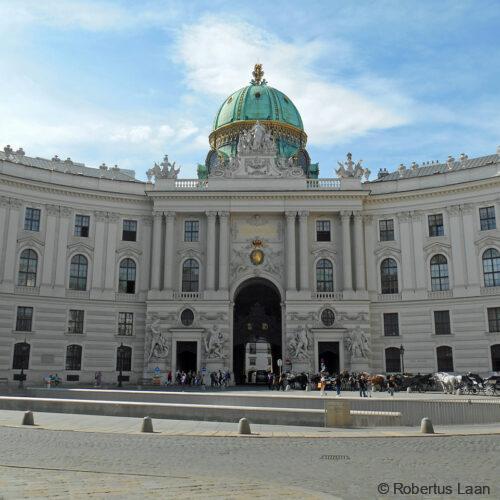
(233, 278), (282, 385)
(176, 341), (197, 373)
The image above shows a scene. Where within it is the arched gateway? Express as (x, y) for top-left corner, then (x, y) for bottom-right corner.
(233, 278), (282, 384)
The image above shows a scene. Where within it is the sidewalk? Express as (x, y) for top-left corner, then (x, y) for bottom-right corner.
(1, 409), (499, 438)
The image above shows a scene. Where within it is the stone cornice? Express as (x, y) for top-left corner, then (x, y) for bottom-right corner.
(365, 176), (500, 205)
(0, 174), (151, 205)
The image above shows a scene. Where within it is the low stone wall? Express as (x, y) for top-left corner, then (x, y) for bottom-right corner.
(0, 396), (325, 427)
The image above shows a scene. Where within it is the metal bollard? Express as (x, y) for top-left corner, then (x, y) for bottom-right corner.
(141, 416), (154, 433)
(305, 384), (310, 392)
(420, 417), (434, 434)
(22, 410), (34, 426)
(238, 417), (251, 435)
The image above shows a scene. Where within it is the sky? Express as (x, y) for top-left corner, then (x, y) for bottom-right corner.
(0, 0), (499, 180)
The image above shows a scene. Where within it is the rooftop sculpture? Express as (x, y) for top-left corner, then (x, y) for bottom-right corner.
(146, 154), (180, 182)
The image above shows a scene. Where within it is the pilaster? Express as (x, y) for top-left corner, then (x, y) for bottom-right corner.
(298, 211), (310, 291)
(341, 211), (353, 292)
(40, 204), (60, 294)
(1, 198), (22, 292)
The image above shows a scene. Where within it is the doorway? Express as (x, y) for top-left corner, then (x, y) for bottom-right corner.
(233, 278), (282, 384)
(176, 341), (197, 372)
(318, 341), (339, 375)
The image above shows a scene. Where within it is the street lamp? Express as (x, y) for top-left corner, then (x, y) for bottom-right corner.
(399, 344), (405, 374)
(117, 342), (124, 388)
(18, 339), (29, 390)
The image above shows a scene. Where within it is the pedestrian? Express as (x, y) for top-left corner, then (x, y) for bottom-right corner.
(167, 370), (172, 386)
(94, 371), (102, 388)
(388, 376), (395, 396)
(359, 375), (368, 397)
(267, 372), (274, 390)
(335, 374), (342, 397)
(320, 374), (327, 396)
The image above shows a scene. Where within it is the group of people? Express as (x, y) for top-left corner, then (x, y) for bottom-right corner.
(317, 371), (398, 397)
(266, 372), (288, 391)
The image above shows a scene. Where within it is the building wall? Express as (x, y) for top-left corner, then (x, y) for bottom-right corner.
(1, 153), (500, 383)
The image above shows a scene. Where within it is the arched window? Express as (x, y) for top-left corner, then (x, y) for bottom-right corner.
(483, 248), (500, 287)
(385, 347), (401, 372)
(118, 258), (136, 294)
(116, 345), (132, 372)
(18, 249), (38, 287)
(316, 259), (334, 292)
(69, 254), (88, 291)
(65, 345), (82, 371)
(182, 259), (199, 292)
(491, 344), (500, 372)
(381, 258), (398, 294)
(12, 342), (30, 370)
(436, 346), (454, 372)
(430, 254), (449, 291)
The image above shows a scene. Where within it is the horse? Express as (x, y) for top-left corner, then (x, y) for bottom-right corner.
(368, 374), (386, 391)
(434, 372), (462, 394)
(285, 372), (309, 390)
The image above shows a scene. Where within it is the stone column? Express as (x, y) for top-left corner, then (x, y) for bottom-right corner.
(298, 211), (310, 291)
(40, 204), (60, 292)
(411, 211), (426, 291)
(285, 211), (297, 291)
(91, 211), (108, 294)
(140, 216), (153, 292)
(397, 211), (415, 292)
(0, 196), (11, 284)
(461, 204), (479, 287)
(353, 211), (366, 291)
(447, 205), (466, 289)
(341, 211), (353, 291)
(163, 211), (175, 291)
(2, 198), (22, 290)
(363, 215), (376, 291)
(206, 211), (217, 291)
(218, 211), (229, 291)
(104, 213), (119, 293)
(150, 212), (163, 291)
(54, 207), (72, 292)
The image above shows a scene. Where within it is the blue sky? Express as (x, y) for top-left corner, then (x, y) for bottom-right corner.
(0, 0), (499, 179)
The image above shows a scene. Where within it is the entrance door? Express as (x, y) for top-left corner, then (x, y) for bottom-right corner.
(176, 341), (197, 372)
(318, 341), (339, 375)
(233, 278), (281, 384)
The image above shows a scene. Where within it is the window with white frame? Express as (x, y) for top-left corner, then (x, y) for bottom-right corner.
(434, 310), (451, 335)
(316, 220), (331, 241)
(428, 214), (444, 237)
(118, 312), (134, 336)
(379, 219), (394, 241)
(24, 208), (41, 231)
(68, 310), (84, 334)
(479, 206), (496, 231)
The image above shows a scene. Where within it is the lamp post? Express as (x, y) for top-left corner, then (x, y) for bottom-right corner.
(18, 339), (28, 389)
(399, 344), (405, 374)
(118, 342), (124, 388)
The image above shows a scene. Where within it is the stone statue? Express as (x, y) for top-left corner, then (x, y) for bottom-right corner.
(146, 315), (169, 363)
(204, 325), (226, 359)
(146, 154), (181, 181)
(336, 152), (369, 180)
(345, 326), (370, 359)
(288, 325), (311, 360)
(237, 122), (276, 156)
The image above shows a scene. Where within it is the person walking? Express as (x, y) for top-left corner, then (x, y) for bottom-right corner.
(359, 375), (368, 397)
(267, 372), (274, 390)
(388, 376), (395, 396)
(335, 374), (342, 397)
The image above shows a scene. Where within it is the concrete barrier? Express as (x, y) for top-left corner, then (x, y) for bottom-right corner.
(0, 396), (324, 427)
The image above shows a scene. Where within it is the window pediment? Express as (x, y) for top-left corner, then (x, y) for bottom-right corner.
(475, 234), (500, 254)
(116, 246), (142, 258)
(423, 241), (452, 259)
(67, 241), (94, 255)
(374, 245), (400, 257)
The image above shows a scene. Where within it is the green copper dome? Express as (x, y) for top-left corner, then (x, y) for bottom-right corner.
(208, 65), (307, 159)
(212, 84), (304, 131)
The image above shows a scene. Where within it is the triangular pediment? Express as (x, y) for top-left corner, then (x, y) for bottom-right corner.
(423, 240), (452, 257)
(374, 245), (401, 256)
(474, 234), (500, 254)
(17, 235), (45, 251)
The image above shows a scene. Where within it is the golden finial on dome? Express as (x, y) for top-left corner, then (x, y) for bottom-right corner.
(252, 63), (264, 85)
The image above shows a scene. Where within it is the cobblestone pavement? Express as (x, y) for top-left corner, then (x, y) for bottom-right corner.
(0, 426), (498, 499)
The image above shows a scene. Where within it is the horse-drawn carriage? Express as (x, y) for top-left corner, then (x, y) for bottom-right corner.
(460, 373), (500, 396)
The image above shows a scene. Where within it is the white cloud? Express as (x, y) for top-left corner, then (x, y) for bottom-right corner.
(174, 16), (411, 145)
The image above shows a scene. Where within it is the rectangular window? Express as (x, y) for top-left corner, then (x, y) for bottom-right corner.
(184, 220), (199, 242)
(488, 307), (500, 333)
(428, 214), (444, 237)
(316, 220), (331, 242)
(24, 208), (41, 231)
(16, 307), (33, 332)
(383, 313), (399, 336)
(249, 357), (256, 366)
(479, 206), (496, 231)
(118, 312), (134, 336)
(249, 343), (256, 354)
(74, 214), (90, 237)
(379, 219), (394, 241)
(68, 310), (84, 334)
(434, 310), (451, 335)
(122, 220), (137, 241)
